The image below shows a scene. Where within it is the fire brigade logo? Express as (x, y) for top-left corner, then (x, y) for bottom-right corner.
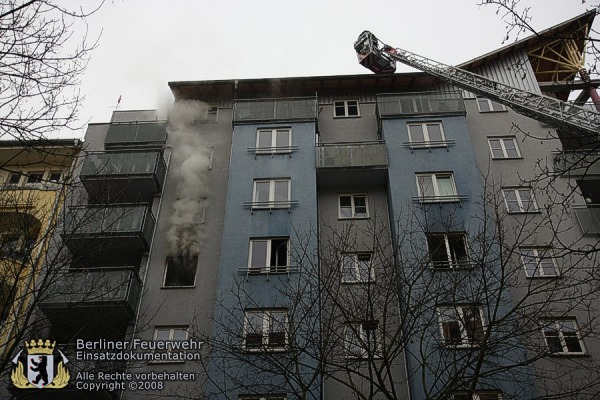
(10, 339), (70, 389)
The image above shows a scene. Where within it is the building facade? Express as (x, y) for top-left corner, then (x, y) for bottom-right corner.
(4, 10), (600, 400)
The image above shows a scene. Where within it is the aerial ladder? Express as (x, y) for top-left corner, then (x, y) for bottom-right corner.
(353, 31), (600, 140)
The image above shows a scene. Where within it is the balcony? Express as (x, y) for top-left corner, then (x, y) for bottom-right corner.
(553, 151), (600, 177)
(316, 141), (388, 188)
(40, 268), (141, 321)
(62, 205), (155, 266)
(233, 97), (318, 124)
(80, 151), (166, 203)
(573, 205), (600, 235)
(377, 91), (466, 118)
(105, 121), (167, 148)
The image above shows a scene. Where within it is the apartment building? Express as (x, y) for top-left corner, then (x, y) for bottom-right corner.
(5, 10), (599, 400)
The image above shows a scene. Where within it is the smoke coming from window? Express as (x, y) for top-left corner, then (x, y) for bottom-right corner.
(165, 100), (212, 257)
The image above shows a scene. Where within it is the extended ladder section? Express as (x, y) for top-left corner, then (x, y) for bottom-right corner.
(354, 31), (600, 139)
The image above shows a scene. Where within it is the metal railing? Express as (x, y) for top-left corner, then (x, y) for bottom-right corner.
(233, 97), (318, 123)
(377, 91), (466, 118)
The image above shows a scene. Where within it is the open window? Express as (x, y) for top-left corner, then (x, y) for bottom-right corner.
(163, 255), (198, 287)
(248, 238), (289, 274)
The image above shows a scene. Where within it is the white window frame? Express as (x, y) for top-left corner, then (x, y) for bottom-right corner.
(438, 305), (485, 347)
(162, 255), (198, 287)
(244, 309), (288, 351)
(255, 128), (292, 154)
(476, 98), (506, 112)
(338, 194), (369, 219)
(520, 247), (558, 277)
(426, 232), (470, 269)
(248, 238), (289, 274)
(252, 179), (291, 209)
(407, 122), (447, 148)
(452, 392), (502, 400)
(333, 100), (360, 117)
(541, 319), (585, 355)
(344, 321), (381, 358)
(502, 187), (538, 213)
(487, 137), (521, 159)
(152, 326), (189, 360)
(415, 173), (459, 202)
(341, 253), (375, 283)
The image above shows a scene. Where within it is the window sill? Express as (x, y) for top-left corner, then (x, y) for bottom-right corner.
(524, 275), (560, 279)
(547, 352), (589, 357)
(413, 195), (468, 204)
(333, 115), (361, 119)
(478, 110), (508, 113)
(243, 346), (288, 353)
(338, 216), (370, 220)
(491, 157), (524, 160)
(341, 280), (376, 285)
(161, 285), (196, 289)
(506, 210), (541, 215)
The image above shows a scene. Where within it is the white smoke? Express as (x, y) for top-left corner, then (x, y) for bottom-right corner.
(165, 100), (212, 257)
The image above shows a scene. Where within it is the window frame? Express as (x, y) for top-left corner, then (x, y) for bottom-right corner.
(162, 255), (199, 288)
(255, 128), (293, 155)
(476, 98), (506, 113)
(415, 173), (460, 202)
(502, 187), (538, 213)
(438, 305), (485, 347)
(152, 326), (189, 362)
(252, 179), (291, 209)
(520, 247), (558, 277)
(541, 319), (586, 355)
(344, 320), (382, 359)
(248, 238), (290, 274)
(487, 136), (521, 159)
(452, 392), (502, 400)
(25, 171), (44, 185)
(333, 100), (360, 118)
(426, 232), (470, 269)
(407, 122), (447, 148)
(341, 252), (375, 283)
(338, 194), (369, 219)
(244, 309), (288, 351)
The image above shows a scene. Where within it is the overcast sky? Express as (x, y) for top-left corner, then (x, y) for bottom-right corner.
(77, 0), (598, 130)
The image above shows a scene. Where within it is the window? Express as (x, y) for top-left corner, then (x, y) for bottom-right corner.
(344, 321), (381, 358)
(153, 326), (188, 358)
(438, 306), (484, 346)
(48, 171), (62, 183)
(7, 173), (21, 185)
(416, 173), (459, 202)
(477, 98), (505, 112)
(339, 194), (368, 218)
(334, 100), (359, 117)
(163, 255), (198, 287)
(502, 188), (538, 213)
(488, 137), (521, 159)
(25, 172), (43, 185)
(407, 122), (446, 147)
(341, 253), (374, 283)
(256, 128), (292, 154)
(248, 238), (289, 274)
(426, 233), (469, 268)
(0, 234), (23, 259)
(239, 396), (286, 400)
(252, 179), (291, 209)
(541, 319), (585, 354)
(453, 392), (501, 400)
(520, 248), (558, 277)
(244, 309), (287, 350)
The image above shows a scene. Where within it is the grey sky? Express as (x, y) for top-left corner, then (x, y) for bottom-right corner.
(78, 0), (597, 129)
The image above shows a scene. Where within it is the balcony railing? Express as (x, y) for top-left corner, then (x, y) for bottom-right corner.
(105, 122), (167, 147)
(553, 151), (600, 177)
(233, 97), (318, 123)
(62, 205), (155, 265)
(573, 205), (600, 235)
(41, 268), (141, 316)
(80, 151), (166, 202)
(316, 141), (388, 169)
(377, 91), (466, 118)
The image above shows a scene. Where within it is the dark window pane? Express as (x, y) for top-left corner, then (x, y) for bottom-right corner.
(164, 255), (198, 286)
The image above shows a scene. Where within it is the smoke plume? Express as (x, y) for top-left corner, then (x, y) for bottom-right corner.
(165, 100), (212, 257)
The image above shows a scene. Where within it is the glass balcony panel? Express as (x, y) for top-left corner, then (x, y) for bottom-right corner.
(316, 142), (388, 169)
(234, 98), (317, 122)
(377, 92), (465, 118)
